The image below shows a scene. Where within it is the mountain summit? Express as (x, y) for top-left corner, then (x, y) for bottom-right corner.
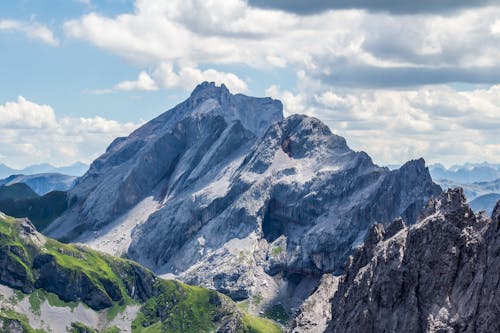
(46, 82), (440, 312)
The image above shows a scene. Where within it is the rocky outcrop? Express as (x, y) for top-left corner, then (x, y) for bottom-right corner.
(0, 213), (282, 332)
(33, 253), (121, 310)
(322, 188), (500, 333)
(291, 274), (340, 333)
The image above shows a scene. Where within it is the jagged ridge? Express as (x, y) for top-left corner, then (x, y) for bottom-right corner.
(305, 189), (500, 333)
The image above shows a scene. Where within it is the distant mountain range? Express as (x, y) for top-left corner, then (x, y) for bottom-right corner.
(429, 162), (500, 183)
(0, 173), (77, 195)
(0, 161), (88, 178)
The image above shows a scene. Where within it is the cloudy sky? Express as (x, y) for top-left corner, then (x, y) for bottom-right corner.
(1, 0), (500, 168)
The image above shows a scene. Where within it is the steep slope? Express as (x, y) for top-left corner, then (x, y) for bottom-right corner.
(470, 193), (500, 216)
(0, 213), (281, 332)
(46, 82), (283, 240)
(317, 188), (499, 333)
(0, 173), (77, 195)
(0, 190), (68, 230)
(0, 183), (39, 201)
(128, 115), (440, 301)
(45, 82), (440, 312)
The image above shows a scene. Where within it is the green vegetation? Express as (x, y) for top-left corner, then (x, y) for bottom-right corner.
(252, 293), (263, 306)
(0, 213), (282, 333)
(28, 290), (43, 315)
(70, 322), (98, 333)
(237, 299), (250, 312)
(0, 309), (46, 333)
(0, 190), (68, 230)
(132, 280), (221, 333)
(106, 301), (127, 321)
(69, 322), (121, 333)
(271, 246), (283, 256)
(242, 313), (282, 333)
(29, 289), (80, 314)
(264, 304), (289, 325)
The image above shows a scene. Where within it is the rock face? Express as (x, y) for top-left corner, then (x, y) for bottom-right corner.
(323, 188), (500, 333)
(45, 82), (440, 307)
(291, 274), (340, 333)
(0, 212), (281, 333)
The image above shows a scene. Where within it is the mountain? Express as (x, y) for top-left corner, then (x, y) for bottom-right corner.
(429, 162), (500, 183)
(436, 178), (500, 216)
(291, 188), (499, 333)
(0, 173), (77, 195)
(0, 190), (68, 231)
(0, 212), (280, 332)
(0, 183), (38, 201)
(470, 193), (500, 215)
(0, 162), (88, 178)
(45, 82), (440, 314)
(437, 178), (500, 201)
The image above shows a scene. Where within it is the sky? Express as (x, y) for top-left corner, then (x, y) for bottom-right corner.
(1, 0), (500, 169)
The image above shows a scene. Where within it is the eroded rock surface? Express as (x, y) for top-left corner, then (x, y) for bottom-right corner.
(44, 82), (440, 309)
(322, 188), (500, 333)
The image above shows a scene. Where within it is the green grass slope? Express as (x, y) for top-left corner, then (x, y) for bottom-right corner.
(0, 213), (281, 333)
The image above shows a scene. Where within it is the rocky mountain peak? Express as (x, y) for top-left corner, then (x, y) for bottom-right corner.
(190, 81), (230, 100)
(276, 115), (348, 158)
(183, 81), (283, 136)
(318, 187), (500, 333)
(45, 83), (442, 316)
(420, 187), (476, 229)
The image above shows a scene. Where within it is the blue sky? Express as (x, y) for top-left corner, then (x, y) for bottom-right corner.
(1, 0), (500, 168)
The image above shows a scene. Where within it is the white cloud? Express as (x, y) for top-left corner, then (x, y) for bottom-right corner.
(58, 0), (500, 165)
(266, 83), (500, 166)
(153, 63), (248, 93)
(0, 96), (57, 129)
(0, 19), (59, 46)
(114, 71), (159, 91)
(0, 97), (139, 168)
(64, 1), (500, 87)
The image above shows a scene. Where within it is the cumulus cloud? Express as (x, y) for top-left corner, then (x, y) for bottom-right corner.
(0, 19), (59, 46)
(152, 63), (248, 93)
(63, 1), (500, 89)
(114, 71), (159, 91)
(104, 66), (247, 93)
(0, 97), (139, 168)
(248, 0), (495, 15)
(266, 83), (500, 166)
(53, 0), (500, 165)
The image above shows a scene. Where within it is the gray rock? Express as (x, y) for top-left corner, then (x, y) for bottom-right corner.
(291, 274), (340, 333)
(323, 188), (500, 333)
(44, 82), (440, 310)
